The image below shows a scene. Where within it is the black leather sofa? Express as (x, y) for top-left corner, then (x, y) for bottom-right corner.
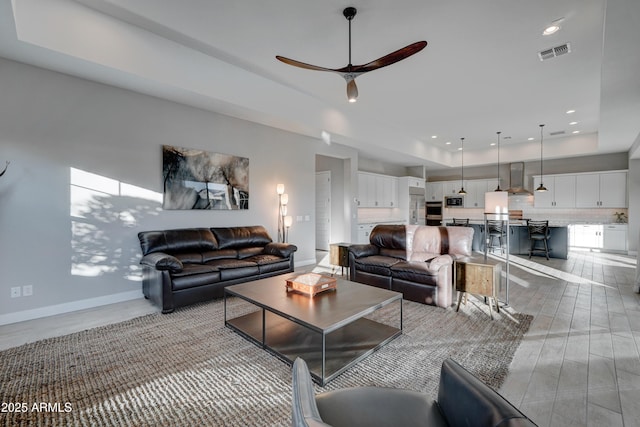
(138, 226), (297, 313)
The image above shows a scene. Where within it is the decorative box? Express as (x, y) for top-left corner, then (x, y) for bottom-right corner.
(286, 273), (337, 297)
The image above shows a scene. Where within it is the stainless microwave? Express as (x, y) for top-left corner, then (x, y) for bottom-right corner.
(445, 196), (464, 207)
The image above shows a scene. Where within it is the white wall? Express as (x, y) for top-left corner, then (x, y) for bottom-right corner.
(628, 159), (640, 253)
(0, 58), (325, 323)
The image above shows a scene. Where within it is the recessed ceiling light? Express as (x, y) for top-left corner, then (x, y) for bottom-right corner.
(528, 137), (535, 141)
(490, 143), (496, 146)
(543, 25), (560, 36)
(572, 130), (580, 134)
(431, 135), (437, 139)
(566, 109), (575, 114)
(543, 18), (564, 36)
(457, 147), (462, 151)
(569, 121), (578, 125)
(445, 141), (451, 145)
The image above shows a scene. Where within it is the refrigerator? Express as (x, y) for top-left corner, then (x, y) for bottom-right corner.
(409, 188), (426, 225)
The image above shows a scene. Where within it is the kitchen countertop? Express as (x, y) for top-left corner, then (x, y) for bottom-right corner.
(358, 219), (406, 225)
(443, 219), (626, 227)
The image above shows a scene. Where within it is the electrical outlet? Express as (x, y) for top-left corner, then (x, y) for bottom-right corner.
(10, 287), (21, 298)
(23, 285), (33, 297)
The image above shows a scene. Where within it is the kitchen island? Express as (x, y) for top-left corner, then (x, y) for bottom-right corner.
(447, 221), (570, 260)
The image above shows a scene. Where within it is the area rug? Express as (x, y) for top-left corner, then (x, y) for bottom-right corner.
(0, 297), (532, 427)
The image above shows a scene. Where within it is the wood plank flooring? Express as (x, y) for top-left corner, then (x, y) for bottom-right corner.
(1, 249), (638, 426)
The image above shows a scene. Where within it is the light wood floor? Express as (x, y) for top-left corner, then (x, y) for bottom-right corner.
(1, 249), (638, 426)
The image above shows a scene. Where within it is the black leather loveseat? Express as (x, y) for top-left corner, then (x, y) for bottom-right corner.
(138, 226), (297, 313)
(349, 224), (473, 308)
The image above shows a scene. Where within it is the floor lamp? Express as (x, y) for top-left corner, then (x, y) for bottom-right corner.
(484, 191), (510, 306)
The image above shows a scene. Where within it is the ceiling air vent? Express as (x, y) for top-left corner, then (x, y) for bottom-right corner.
(538, 43), (571, 61)
(549, 130), (565, 136)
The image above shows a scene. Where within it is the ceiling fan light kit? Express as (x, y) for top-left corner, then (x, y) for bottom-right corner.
(276, 7), (427, 102)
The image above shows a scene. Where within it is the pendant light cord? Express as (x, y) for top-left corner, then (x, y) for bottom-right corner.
(539, 124), (544, 178)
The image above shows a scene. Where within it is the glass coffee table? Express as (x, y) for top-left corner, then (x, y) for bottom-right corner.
(224, 272), (402, 385)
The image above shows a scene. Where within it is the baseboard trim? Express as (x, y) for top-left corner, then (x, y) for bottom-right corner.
(0, 290), (141, 326)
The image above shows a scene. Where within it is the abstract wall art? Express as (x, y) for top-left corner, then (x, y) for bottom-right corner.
(162, 145), (249, 210)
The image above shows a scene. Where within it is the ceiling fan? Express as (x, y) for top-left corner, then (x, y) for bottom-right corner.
(276, 7), (427, 103)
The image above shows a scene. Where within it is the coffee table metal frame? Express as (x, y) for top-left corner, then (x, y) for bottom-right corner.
(224, 274), (402, 385)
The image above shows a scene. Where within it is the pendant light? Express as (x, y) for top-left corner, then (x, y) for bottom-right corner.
(494, 131), (503, 191)
(535, 124), (548, 192)
(458, 137), (467, 195)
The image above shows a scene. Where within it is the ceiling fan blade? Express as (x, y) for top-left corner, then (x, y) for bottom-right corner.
(348, 41), (428, 73)
(275, 55), (338, 72)
(346, 78), (358, 102)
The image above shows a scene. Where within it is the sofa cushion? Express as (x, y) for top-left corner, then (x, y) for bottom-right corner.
(211, 226), (272, 249)
(202, 249), (238, 262)
(175, 253), (204, 264)
(170, 264), (221, 291)
(246, 255), (292, 274)
(353, 255), (401, 276)
(369, 224), (406, 250)
(172, 272), (221, 291)
(207, 259), (260, 281)
(238, 247), (265, 259)
(410, 226), (473, 260)
(379, 248), (406, 260)
(138, 228), (218, 255)
(390, 261), (438, 285)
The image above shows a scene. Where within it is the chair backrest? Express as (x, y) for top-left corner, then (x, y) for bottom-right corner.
(437, 358), (537, 427)
(452, 218), (470, 226)
(291, 358), (332, 427)
(527, 220), (549, 237)
(486, 220), (504, 233)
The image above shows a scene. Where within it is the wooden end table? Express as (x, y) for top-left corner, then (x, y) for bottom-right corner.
(329, 242), (352, 278)
(454, 258), (502, 319)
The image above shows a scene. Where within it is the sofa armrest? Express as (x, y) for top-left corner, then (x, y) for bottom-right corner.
(409, 253), (453, 272)
(427, 254), (453, 271)
(264, 242), (298, 258)
(140, 252), (183, 272)
(348, 244), (379, 259)
(437, 359), (536, 427)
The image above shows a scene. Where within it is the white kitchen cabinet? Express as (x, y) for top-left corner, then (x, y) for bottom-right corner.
(377, 175), (398, 207)
(464, 180), (487, 208)
(443, 180), (465, 196)
(404, 176), (425, 189)
(570, 224), (603, 248)
(533, 175), (576, 208)
(575, 171), (627, 208)
(426, 182), (444, 201)
(465, 179), (501, 208)
(357, 172), (398, 208)
(357, 172), (375, 207)
(603, 224), (628, 252)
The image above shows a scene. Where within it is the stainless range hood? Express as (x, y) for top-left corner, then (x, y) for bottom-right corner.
(506, 162), (532, 195)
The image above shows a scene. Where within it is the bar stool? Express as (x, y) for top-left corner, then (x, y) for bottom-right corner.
(486, 220), (505, 254)
(452, 218), (470, 227)
(527, 220), (551, 260)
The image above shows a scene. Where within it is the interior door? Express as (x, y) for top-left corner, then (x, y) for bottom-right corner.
(315, 171), (331, 251)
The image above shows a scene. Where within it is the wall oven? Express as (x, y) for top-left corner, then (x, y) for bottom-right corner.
(426, 201), (443, 226)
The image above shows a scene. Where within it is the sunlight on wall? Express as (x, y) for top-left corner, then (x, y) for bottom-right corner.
(70, 167), (162, 278)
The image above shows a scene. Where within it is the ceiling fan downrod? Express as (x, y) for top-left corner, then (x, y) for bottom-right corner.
(343, 7), (357, 69)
